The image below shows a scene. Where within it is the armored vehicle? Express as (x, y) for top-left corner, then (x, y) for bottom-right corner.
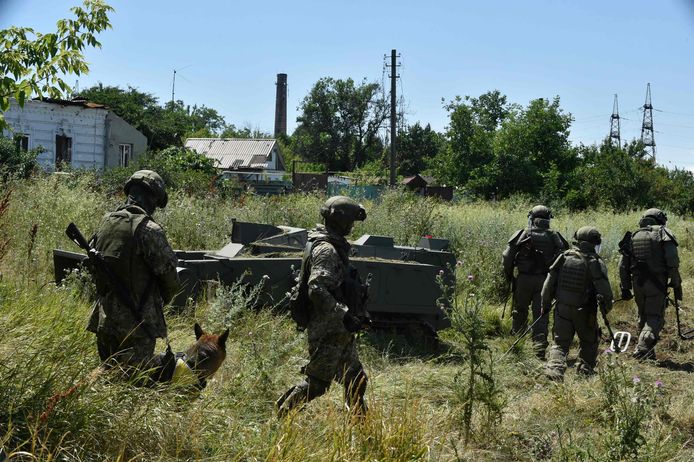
(54, 220), (456, 337)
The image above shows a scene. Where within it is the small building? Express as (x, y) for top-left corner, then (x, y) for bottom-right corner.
(402, 174), (453, 201)
(185, 138), (289, 195)
(184, 138), (286, 174)
(2, 98), (147, 171)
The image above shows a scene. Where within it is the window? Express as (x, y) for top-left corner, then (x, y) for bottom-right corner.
(119, 144), (132, 167)
(55, 135), (72, 170)
(14, 134), (29, 152)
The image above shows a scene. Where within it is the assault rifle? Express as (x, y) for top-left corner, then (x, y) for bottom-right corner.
(65, 222), (154, 338)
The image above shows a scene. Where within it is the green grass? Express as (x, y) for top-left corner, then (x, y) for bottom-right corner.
(0, 173), (693, 460)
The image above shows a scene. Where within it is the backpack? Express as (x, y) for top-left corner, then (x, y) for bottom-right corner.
(286, 241), (316, 330)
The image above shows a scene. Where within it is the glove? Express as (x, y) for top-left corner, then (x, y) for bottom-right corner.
(620, 288), (633, 301)
(343, 312), (363, 333)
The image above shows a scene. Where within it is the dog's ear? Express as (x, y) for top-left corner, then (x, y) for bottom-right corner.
(194, 323), (204, 340)
(218, 329), (229, 349)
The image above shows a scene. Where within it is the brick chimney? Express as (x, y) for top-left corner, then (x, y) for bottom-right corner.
(274, 73), (287, 137)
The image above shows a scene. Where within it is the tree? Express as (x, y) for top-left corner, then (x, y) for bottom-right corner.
(78, 84), (230, 149)
(431, 91), (510, 187)
(291, 77), (388, 171)
(397, 122), (443, 176)
(0, 0), (113, 130)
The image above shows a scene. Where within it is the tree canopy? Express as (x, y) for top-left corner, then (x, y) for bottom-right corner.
(291, 77), (388, 171)
(0, 0), (113, 130)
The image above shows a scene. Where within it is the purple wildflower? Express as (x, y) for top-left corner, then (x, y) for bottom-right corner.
(655, 380), (663, 388)
(467, 274), (475, 282)
(633, 376), (641, 384)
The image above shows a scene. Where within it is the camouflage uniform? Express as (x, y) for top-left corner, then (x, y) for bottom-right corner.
(502, 205), (567, 359)
(277, 197), (368, 416)
(619, 209), (681, 360)
(542, 227), (612, 380)
(87, 171), (179, 369)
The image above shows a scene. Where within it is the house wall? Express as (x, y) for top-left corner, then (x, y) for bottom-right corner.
(3, 99), (108, 171)
(105, 112), (148, 168)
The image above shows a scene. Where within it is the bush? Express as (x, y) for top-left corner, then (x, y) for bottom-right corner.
(0, 137), (41, 180)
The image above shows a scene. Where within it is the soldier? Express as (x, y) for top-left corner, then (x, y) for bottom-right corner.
(619, 208), (681, 360)
(277, 196), (370, 417)
(87, 170), (180, 371)
(542, 226), (613, 381)
(502, 205), (568, 359)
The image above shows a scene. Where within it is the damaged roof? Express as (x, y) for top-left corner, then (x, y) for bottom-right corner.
(184, 138), (281, 170)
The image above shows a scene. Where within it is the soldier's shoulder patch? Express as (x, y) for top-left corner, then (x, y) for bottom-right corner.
(507, 229), (524, 245)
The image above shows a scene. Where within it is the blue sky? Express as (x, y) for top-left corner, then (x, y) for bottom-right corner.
(2, 0), (693, 170)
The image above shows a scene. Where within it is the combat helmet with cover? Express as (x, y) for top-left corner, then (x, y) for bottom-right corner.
(320, 196), (367, 236)
(124, 170), (168, 209)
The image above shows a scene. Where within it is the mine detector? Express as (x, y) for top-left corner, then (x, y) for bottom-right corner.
(54, 220), (456, 338)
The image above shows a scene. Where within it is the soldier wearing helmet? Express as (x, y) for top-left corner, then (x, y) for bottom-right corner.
(542, 226), (613, 380)
(277, 196), (369, 417)
(618, 208), (681, 360)
(87, 170), (180, 370)
(502, 205), (568, 359)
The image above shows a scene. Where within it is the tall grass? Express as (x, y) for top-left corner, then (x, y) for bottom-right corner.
(0, 174), (693, 460)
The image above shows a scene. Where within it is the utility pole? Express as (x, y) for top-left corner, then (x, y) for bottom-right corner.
(640, 83), (656, 160)
(385, 49), (401, 186)
(171, 69), (176, 106)
(609, 94), (621, 147)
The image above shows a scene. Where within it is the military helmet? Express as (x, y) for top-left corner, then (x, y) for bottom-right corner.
(643, 208), (667, 225)
(320, 196), (366, 227)
(528, 205), (552, 219)
(124, 170), (168, 208)
(574, 226), (602, 245)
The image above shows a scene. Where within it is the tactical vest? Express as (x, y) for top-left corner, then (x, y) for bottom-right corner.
(288, 234), (367, 329)
(515, 228), (562, 274)
(93, 205), (151, 298)
(630, 226), (667, 275)
(556, 250), (593, 307)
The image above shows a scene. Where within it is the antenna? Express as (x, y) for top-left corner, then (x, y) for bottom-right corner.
(640, 83), (656, 160)
(609, 94), (621, 147)
(171, 64), (193, 107)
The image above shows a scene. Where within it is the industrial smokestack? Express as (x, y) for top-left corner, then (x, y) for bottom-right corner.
(274, 73), (287, 137)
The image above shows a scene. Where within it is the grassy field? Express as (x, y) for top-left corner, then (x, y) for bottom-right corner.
(0, 173), (693, 461)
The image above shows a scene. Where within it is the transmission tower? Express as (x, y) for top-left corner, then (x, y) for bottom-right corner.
(640, 83), (656, 159)
(609, 94), (621, 147)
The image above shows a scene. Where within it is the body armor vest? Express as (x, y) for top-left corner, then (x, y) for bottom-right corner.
(556, 250), (592, 307)
(630, 226), (667, 275)
(515, 228), (561, 274)
(93, 205), (151, 297)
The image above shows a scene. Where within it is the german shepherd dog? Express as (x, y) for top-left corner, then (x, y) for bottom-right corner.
(149, 323), (230, 389)
(40, 323), (230, 423)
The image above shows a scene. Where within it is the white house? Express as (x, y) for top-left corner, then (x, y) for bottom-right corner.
(184, 138), (286, 176)
(2, 98), (147, 171)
